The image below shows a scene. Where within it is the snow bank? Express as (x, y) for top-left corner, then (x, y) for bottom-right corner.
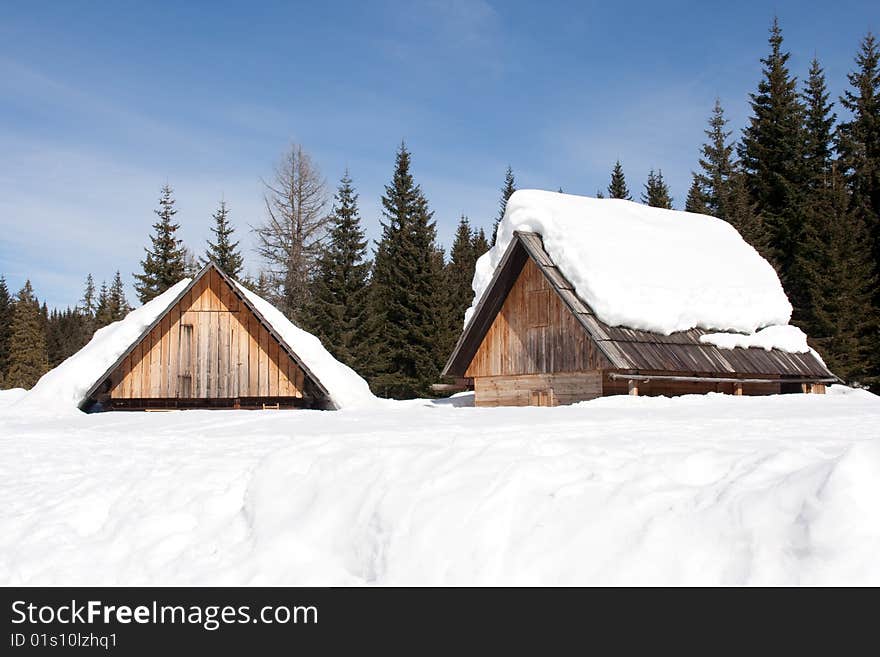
(0, 388), (27, 409)
(234, 283), (377, 410)
(700, 324), (809, 353)
(469, 190), (793, 336)
(17, 280), (191, 414)
(2, 392), (878, 585)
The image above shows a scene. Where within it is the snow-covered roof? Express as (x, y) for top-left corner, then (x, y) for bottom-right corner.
(18, 266), (376, 414)
(470, 190), (793, 338)
(233, 282), (376, 410)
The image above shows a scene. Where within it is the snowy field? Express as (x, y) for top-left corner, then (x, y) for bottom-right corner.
(1, 387), (879, 586)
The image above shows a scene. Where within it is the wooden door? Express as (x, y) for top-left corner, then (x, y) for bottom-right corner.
(178, 323), (193, 398)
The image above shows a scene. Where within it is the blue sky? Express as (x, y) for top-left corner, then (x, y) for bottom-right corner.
(1, 0), (876, 308)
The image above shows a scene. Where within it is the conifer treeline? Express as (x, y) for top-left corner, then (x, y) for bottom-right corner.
(595, 23), (879, 388)
(2, 20), (877, 394)
(0, 272), (131, 388)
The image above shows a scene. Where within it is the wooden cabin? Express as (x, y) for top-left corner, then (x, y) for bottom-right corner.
(442, 232), (837, 407)
(82, 262), (334, 411)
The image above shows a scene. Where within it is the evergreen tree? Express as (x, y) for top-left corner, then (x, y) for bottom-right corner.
(472, 227), (489, 258)
(0, 276), (11, 384)
(80, 274), (96, 318)
(695, 99), (735, 219)
(738, 18), (806, 287)
(134, 185), (187, 303)
(791, 57), (838, 328)
(607, 160), (632, 200)
(796, 166), (877, 384)
(726, 168), (769, 255)
(46, 307), (91, 369)
(491, 166), (516, 246)
(440, 217), (477, 361)
(369, 142), (444, 398)
(6, 280), (48, 389)
(685, 176), (710, 214)
(803, 58), (836, 187)
(642, 169), (673, 208)
(202, 200), (244, 278)
(94, 281), (113, 328)
(109, 271), (130, 322)
(304, 171), (372, 371)
(595, 189), (605, 199)
(837, 33), (880, 306)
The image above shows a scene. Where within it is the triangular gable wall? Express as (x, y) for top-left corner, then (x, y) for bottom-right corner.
(83, 264), (330, 407)
(464, 256), (612, 377)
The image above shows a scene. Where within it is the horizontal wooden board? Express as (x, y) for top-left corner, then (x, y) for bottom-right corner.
(474, 371), (603, 407)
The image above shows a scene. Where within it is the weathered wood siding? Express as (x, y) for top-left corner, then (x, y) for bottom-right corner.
(109, 269), (305, 399)
(465, 258), (611, 378)
(474, 372), (603, 407)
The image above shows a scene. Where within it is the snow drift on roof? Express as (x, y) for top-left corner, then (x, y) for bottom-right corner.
(700, 325), (809, 353)
(18, 279), (192, 414)
(234, 283), (376, 410)
(468, 190), (793, 337)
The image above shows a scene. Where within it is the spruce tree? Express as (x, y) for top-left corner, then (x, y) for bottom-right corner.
(80, 274), (96, 318)
(727, 168), (769, 255)
(837, 33), (880, 305)
(685, 176), (709, 214)
(202, 200), (244, 278)
(0, 276), (11, 384)
(95, 281), (112, 328)
(791, 57), (838, 328)
(109, 271), (130, 322)
(134, 184), (187, 303)
(304, 171), (372, 372)
(738, 17), (806, 287)
(695, 99), (735, 220)
(803, 58), (836, 187)
(440, 217), (477, 361)
(491, 166), (516, 246)
(797, 166), (877, 384)
(472, 227), (489, 258)
(6, 280), (48, 389)
(642, 169), (673, 208)
(46, 307), (90, 369)
(607, 161), (632, 200)
(369, 143), (444, 398)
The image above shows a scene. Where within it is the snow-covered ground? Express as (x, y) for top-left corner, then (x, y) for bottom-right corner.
(1, 388), (879, 586)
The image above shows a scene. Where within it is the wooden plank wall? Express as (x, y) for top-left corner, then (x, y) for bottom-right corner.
(473, 372), (603, 407)
(465, 258), (610, 378)
(109, 269), (306, 400)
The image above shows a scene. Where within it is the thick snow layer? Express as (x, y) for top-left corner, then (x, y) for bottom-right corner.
(0, 388), (27, 409)
(1, 389), (878, 585)
(16, 280), (192, 415)
(234, 283), (377, 410)
(700, 324), (809, 353)
(469, 190), (793, 336)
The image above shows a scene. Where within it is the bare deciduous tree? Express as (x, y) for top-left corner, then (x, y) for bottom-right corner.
(253, 144), (330, 321)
